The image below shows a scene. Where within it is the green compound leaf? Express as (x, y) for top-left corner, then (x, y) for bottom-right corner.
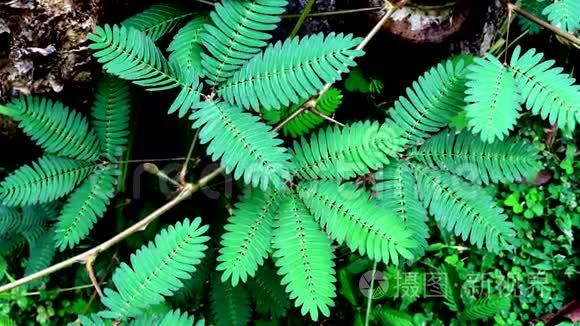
(272, 192), (336, 321)
(297, 181), (417, 265)
(100, 218), (209, 320)
(465, 54), (520, 143)
(0, 156), (96, 207)
(190, 101), (295, 190)
(219, 32), (363, 111)
(409, 130), (541, 184)
(217, 188), (284, 286)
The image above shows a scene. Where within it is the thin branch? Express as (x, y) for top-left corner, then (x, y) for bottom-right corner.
(290, 0), (315, 38)
(82, 254), (118, 315)
(309, 107), (345, 127)
(507, 2), (580, 48)
(192, 0), (216, 6)
(0, 184), (196, 293)
(364, 260), (379, 326)
(179, 129), (200, 184)
(85, 256), (103, 298)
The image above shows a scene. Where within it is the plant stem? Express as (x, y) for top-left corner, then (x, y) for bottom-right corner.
(0, 184), (196, 293)
(85, 256), (103, 298)
(506, 2), (580, 48)
(289, 0), (315, 38)
(364, 261), (379, 326)
(179, 130), (199, 184)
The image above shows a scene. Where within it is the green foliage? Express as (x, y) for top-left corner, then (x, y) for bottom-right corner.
(291, 121), (404, 180)
(0, 96), (100, 161)
(24, 231), (56, 288)
(465, 54), (520, 143)
(91, 76), (131, 161)
(465, 47), (579, 142)
(167, 16), (210, 76)
(510, 46), (580, 131)
(271, 192), (336, 321)
(374, 161), (429, 259)
(246, 265), (290, 318)
(54, 166), (119, 251)
(298, 181), (416, 265)
(0, 156), (96, 207)
(542, 0), (580, 32)
(440, 263), (462, 312)
(219, 33), (363, 111)
(122, 3), (194, 42)
(375, 307), (415, 326)
(88, 24), (201, 117)
(413, 167), (516, 252)
(201, 0), (287, 85)
(130, 309), (204, 326)
(460, 296), (511, 321)
(409, 131), (541, 184)
(217, 189), (282, 286)
(190, 101), (294, 190)
(210, 276), (251, 326)
(385, 55), (471, 146)
(100, 218), (209, 320)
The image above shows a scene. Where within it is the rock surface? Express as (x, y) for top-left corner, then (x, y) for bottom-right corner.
(0, 0), (102, 102)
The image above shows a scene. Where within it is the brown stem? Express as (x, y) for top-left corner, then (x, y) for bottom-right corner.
(85, 256), (103, 298)
(0, 184), (196, 293)
(507, 2), (580, 48)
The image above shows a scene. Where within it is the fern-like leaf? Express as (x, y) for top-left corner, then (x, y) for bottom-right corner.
(171, 251), (212, 307)
(385, 55), (471, 146)
(219, 32), (363, 111)
(100, 218), (209, 320)
(413, 166), (515, 252)
(168, 17), (210, 76)
(264, 88), (343, 137)
(190, 101), (294, 190)
(130, 309), (204, 326)
(88, 24), (202, 116)
(217, 188), (283, 286)
(375, 307), (415, 326)
(246, 264), (290, 318)
(122, 3), (194, 41)
(373, 161), (429, 259)
(0, 96), (100, 161)
(91, 75), (131, 161)
(465, 54), (520, 143)
(542, 0), (580, 33)
(272, 192), (336, 321)
(55, 166), (119, 251)
(24, 230), (56, 288)
(409, 130), (541, 184)
(291, 121), (405, 181)
(460, 296), (511, 321)
(0, 156), (96, 207)
(510, 46), (580, 131)
(0, 205), (20, 236)
(210, 276), (251, 326)
(440, 263), (462, 312)
(298, 181), (417, 265)
(201, 0), (288, 85)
